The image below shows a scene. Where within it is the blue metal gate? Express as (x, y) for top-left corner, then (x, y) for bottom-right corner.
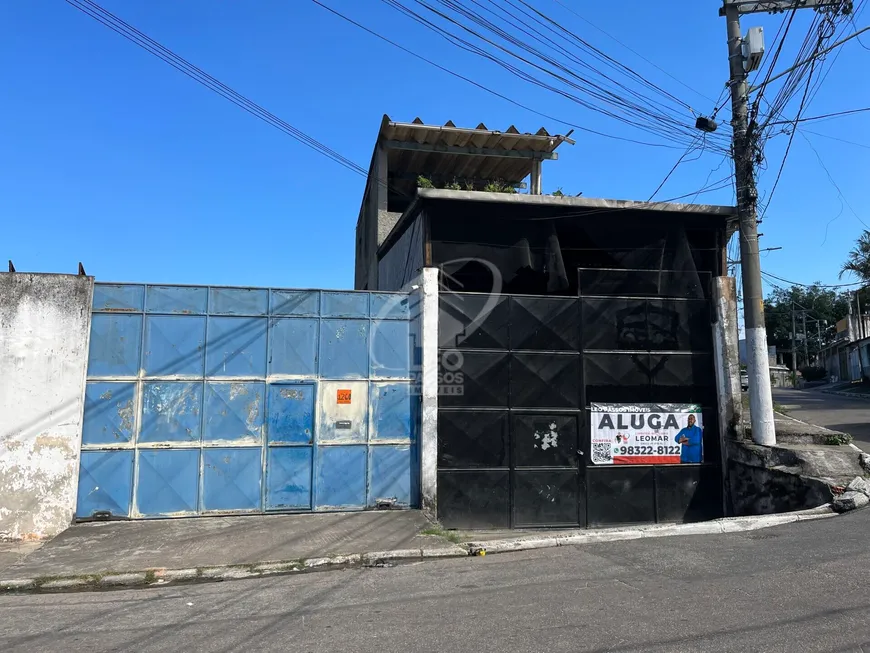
(76, 283), (419, 518)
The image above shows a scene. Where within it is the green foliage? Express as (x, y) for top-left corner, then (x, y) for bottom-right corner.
(841, 230), (870, 282)
(482, 179), (516, 194)
(824, 432), (853, 446)
(551, 188), (565, 197)
(417, 175), (434, 189)
(799, 365), (827, 382)
(445, 178), (462, 191)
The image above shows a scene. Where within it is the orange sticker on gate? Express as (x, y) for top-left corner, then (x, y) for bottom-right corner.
(336, 389), (352, 404)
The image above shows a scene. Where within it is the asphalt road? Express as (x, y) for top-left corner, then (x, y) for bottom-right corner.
(774, 387), (870, 451)
(3, 510), (870, 653)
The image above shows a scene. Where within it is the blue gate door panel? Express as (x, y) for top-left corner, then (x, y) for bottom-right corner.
(371, 383), (415, 441)
(269, 318), (318, 376)
(210, 287), (269, 316)
(204, 382), (265, 443)
(202, 448), (263, 511)
(205, 317), (268, 377)
(81, 382), (136, 445)
(76, 450), (134, 518)
(271, 289), (319, 316)
(315, 446), (367, 509)
(320, 319), (369, 378)
(136, 449), (200, 516)
(93, 284), (145, 312)
(370, 293), (411, 320)
(371, 320), (412, 378)
(318, 381), (367, 443)
(87, 314), (143, 377)
(369, 445), (414, 506)
(139, 382), (203, 443)
(322, 291), (369, 317)
(266, 447), (313, 510)
(143, 315), (206, 376)
(145, 286), (208, 315)
(267, 383), (315, 444)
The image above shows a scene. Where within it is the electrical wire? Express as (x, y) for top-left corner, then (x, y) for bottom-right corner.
(762, 270), (863, 289)
(767, 106), (870, 125)
(646, 135), (706, 201)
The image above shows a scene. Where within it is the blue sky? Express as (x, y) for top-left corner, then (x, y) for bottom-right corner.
(2, 1), (868, 292)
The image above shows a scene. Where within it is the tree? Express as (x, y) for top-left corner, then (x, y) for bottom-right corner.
(763, 284), (851, 367)
(840, 230), (870, 282)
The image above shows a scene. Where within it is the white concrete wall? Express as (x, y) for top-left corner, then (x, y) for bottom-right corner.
(0, 273), (93, 540)
(418, 268), (439, 517)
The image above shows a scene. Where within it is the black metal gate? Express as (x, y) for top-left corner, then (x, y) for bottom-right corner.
(436, 269), (723, 529)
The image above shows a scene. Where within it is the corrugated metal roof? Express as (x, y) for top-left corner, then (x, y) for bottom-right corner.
(379, 116), (573, 190)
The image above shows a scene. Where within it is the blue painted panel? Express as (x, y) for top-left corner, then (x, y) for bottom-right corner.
(205, 317), (268, 377)
(210, 287), (269, 316)
(267, 383), (315, 444)
(266, 447), (312, 510)
(93, 284), (144, 312)
(143, 315), (206, 376)
(145, 286), (208, 315)
(136, 449), (200, 515)
(87, 314), (143, 377)
(371, 382), (415, 441)
(320, 319), (369, 378)
(76, 450), (134, 518)
(369, 445), (414, 506)
(269, 318), (318, 376)
(140, 382), (203, 443)
(271, 290), (320, 316)
(315, 446), (366, 508)
(371, 320), (411, 378)
(322, 291), (369, 317)
(202, 448), (262, 511)
(370, 293), (411, 320)
(204, 382), (265, 443)
(82, 382), (136, 445)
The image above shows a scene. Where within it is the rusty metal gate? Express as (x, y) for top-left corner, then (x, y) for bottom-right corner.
(436, 268), (723, 529)
(76, 283), (419, 519)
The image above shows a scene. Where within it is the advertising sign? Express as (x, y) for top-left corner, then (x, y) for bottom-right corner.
(590, 403), (703, 465)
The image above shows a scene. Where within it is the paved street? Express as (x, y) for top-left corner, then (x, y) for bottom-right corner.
(774, 387), (870, 451)
(2, 510), (870, 653)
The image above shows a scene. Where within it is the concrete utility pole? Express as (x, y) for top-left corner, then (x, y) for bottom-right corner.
(802, 311), (809, 365)
(720, 0), (849, 445)
(791, 304), (798, 374)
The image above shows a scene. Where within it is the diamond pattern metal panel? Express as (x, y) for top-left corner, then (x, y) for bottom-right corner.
(76, 450), (134, 518)
(266, 447), (313, 510)
(269, 318), (318, 376)
(135, 449), (200, 516)
(82, 382), (136, 446)
(438, 351), (509, 408)
(438, 410), (508, 468)
(511, 353), (580, 408)
(145, 286), (208, 315)
(371, 382), (415, 441)
(319, 319), (369, 379)
(371, 320), (411, 378)
(271, 289), (320, 316)
(370, 293), (411, 320)
(369, 445), (414, 506)
(139, 382), (203, 443)
(209, 288), (269, 316)
(203, 382), (265, 443)
(205, 317), (268, 377)
(510, 297), (579, 351)
(87, 314), (142, 377)
(437, 470), (510, 529)
(513, 470), (580, 527)
(511, 413), (579, 468)
(439, 293), (509, 350)
(143, 315), (206, 376)
(93, 284), (144, 312)
(322, 291), (369, 317)
(202, 448), (263, 512)
(315, 446), (366, 509)
(587, 466), (656, 527)
(267, 383), (315, 444)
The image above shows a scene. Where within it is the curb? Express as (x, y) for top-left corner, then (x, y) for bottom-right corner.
(821, 389), (870, 401)
(463, 504), (838, 555)
(0, 506), (840, 593)
(0, 544), (468, 594)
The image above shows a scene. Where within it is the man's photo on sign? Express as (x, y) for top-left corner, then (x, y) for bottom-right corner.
(675, 414), (703, 464)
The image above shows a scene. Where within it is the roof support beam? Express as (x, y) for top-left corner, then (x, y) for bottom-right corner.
(382, 140), (558, 160)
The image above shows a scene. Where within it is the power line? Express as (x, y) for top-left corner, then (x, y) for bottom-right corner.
(762, 270), (863, 289)
(767, 106), (870, 125)
(64, 0), (370, 179)
(647, 135), (706, 201)
(802, 128), (870, 150)
(311, 0), (693, 149)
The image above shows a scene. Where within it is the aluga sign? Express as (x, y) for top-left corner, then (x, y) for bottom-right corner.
(590, 403), (703, 466)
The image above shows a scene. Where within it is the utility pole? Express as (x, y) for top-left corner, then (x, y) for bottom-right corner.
(802, 311), (809, 366)
(720, 0), (850, 444)
(791, 303), (798, 375)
